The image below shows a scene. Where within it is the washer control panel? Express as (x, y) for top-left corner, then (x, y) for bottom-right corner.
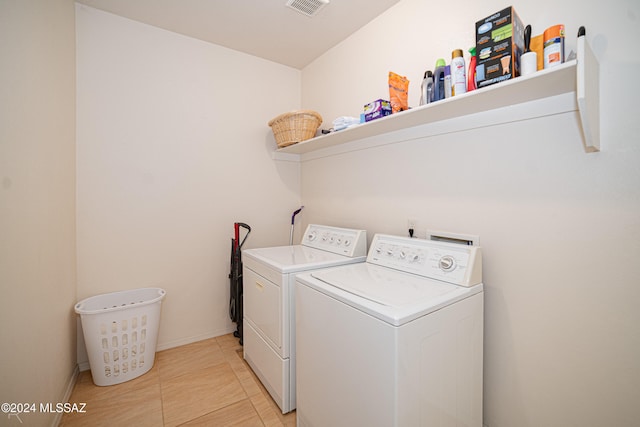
(368, 234), (482, 286)
(302, 224), (367, 257)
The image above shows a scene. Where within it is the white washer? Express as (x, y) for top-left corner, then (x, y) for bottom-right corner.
(295, 234), (484, 427)
(242, 224), (367, 414)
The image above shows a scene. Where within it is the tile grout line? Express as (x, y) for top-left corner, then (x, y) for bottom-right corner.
(61, 334), (290, 426)
(157, 357), (166, 426)
(224, 342), (281, 427)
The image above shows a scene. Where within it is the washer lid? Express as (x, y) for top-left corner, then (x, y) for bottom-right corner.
(304, 263), (483, 326)
(243, 245), (366, 274)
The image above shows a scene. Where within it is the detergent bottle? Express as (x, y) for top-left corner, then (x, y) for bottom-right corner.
(467, 46), (477, 91)
(419, 70), (434, 105)
(432, 59), (446, 102)
(444, 65), (452, 98)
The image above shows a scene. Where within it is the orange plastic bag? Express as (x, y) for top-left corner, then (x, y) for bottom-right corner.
(388, 72), (409, 113)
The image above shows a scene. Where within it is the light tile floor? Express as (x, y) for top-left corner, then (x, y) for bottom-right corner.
(60, 334), (296, 426)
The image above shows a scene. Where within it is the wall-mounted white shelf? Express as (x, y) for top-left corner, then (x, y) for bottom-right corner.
(273, 38), (599, 162)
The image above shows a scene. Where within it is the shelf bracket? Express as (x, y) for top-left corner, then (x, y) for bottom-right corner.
(576, 36), (600, 153)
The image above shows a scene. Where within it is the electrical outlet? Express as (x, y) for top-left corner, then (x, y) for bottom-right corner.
(407, 219), (417, 238)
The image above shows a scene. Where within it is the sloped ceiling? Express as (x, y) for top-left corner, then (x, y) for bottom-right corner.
(76, 0), (401, 69)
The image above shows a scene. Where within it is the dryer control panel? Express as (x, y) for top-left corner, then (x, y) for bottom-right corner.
(368, 234), (482, 287)
(302, 224), (367, 258)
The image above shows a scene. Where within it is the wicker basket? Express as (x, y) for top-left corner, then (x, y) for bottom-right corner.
(268, 110), (323, 148)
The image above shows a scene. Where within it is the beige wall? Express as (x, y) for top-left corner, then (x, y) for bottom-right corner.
(75, 5), (302, 359)
(2, 1), (637, 426)
(300, 0), (640, 426)
(0, 1), (78, 426)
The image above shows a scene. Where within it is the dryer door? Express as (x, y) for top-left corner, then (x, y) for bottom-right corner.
(243, 267), (282, 351)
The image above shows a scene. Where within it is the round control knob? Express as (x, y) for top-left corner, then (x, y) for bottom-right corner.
(344, 239), (351, 246)
(307, 231), (317, 241)
(399, 251), (406, 259)
(439, 255), (456, 272)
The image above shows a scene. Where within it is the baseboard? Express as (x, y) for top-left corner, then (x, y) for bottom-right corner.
(52, 364), (80, 427)
(77, 327), (237, 373)
(156, 326), (236, 351)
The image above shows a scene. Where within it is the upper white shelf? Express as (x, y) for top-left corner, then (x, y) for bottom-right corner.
(274, 38), (599, 161)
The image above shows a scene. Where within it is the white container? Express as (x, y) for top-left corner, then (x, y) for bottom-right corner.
(543, 24), (565, 69)
(75, 288), (166, 386)
(451, 49), (467, 96)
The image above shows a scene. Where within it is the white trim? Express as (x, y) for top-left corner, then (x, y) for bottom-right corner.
(155, 326), (237, 351)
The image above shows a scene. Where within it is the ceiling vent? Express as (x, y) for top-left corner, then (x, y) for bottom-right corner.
(285, 0), (330, 17)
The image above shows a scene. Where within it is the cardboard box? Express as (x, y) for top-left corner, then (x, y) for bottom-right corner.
(364, 99), (392, 122)
(475, 6), (525, 88)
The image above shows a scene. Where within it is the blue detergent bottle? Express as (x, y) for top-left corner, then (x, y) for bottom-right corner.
(432, 58), (447, 102)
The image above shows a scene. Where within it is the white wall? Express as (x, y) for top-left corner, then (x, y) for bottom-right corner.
(0, 1), (78, 426)
(300, 0), (640, 426)
(76, 5), (302, 356)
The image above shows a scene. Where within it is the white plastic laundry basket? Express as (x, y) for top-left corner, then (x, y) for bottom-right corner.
(75, 287), (166, 386)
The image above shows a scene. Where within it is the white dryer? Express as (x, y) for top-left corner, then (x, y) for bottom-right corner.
(242, 224), (367, 414)
(295, 234), (484, 427)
